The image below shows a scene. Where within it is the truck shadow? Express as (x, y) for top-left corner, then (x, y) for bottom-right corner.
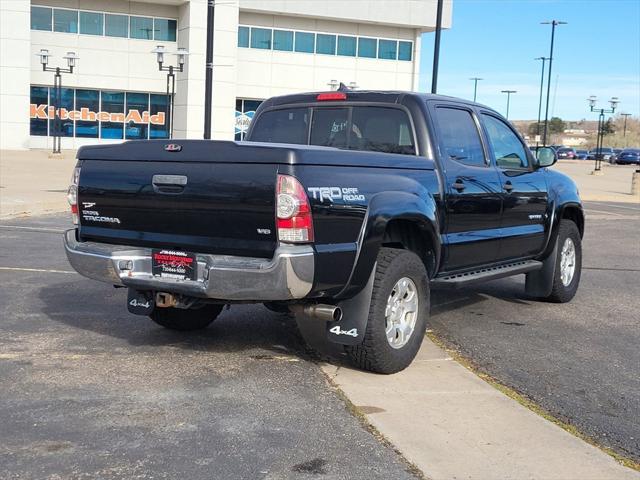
(38, 279), (313, 361)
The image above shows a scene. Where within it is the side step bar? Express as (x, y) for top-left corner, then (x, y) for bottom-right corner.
(431, 260), (543, 289)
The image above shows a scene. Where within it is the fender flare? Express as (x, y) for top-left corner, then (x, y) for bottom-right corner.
(336, 190), (441, 300)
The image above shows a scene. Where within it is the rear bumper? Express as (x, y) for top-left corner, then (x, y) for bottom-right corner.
(63, 229), (314, 301)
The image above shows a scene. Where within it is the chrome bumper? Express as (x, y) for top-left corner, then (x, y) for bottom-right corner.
(63, 229), (314, 301)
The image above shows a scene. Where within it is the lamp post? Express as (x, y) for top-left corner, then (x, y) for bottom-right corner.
(541, 20), (567, 146)
(36, 49), (78, 154)
(534, 57), (549, 146)
(501, 90), (517, 120)
(152, 45), (189, 139)
(620, 113), (632, 146)
(470, 77), (483, 102)
(431, 0), (444, 94)
(588, 96), (619, 173)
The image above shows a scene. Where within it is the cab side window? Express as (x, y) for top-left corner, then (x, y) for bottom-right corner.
(481, 114), (529, 169)
(434, 107), (486, 167)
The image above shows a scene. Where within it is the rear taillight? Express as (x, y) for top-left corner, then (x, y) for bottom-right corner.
(276, 174), (314, 243)
(67, 166), (80, 225)
(316, 92), (347, 101)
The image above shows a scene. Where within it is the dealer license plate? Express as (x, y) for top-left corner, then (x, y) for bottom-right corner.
(152, 249), (197, 281)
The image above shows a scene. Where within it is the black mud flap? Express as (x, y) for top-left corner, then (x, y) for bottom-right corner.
(127, 288), (155, 316)
(326, 266), (376, 345)
(294, 265), (375, 348)
(525, 236), (558, 298)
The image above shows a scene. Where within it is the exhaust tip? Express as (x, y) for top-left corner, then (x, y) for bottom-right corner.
(332, 307), (343, 322)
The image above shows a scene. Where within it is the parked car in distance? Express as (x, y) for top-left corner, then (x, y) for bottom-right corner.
(615, 148), (640, 165)
(556, 147), (577, 160)
(575, 149), (589, 160)
(611, 148), (623, 164)
(587, 147), (614, 161)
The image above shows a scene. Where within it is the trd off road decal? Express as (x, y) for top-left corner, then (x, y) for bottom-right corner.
(81, 203), (121, 224)
(307, 187), (365, 203)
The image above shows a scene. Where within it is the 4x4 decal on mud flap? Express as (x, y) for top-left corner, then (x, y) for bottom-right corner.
(329, 325), (358, 337)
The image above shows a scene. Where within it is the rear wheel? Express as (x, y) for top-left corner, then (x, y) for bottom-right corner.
(543, 219), (582, 303)
(150, 304), (223, 331)
(346, 248), (429, 374)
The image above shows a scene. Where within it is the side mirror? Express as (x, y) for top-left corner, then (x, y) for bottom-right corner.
(536, 147), (556, 168)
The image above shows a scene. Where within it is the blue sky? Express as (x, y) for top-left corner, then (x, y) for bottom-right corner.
(418, 0), (640, 120)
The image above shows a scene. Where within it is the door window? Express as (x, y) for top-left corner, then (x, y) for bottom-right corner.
(434, 107), (486, 167)
(482, 114), (529, 169)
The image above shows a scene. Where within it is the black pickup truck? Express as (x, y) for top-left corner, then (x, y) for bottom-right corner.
(64, 89), (584, 373)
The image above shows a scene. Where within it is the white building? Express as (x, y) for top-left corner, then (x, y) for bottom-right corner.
(0, 0), (452, 150)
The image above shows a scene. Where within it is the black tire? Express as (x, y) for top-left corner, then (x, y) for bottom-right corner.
(544, 219), (582, 303)
(149, 304), (223, 331)
(346, 247), (429, 374)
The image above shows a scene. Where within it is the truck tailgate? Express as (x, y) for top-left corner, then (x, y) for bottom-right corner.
(78, 159), (278, 258)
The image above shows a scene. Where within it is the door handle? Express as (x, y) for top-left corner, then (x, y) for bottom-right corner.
(452, 180), (466, 191)
(503, 182), (514, 193)
(152, 174), (188, 194)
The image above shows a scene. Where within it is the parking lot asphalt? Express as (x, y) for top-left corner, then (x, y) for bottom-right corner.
(430, 201), (640, 463)
(0, 215), (416, 479)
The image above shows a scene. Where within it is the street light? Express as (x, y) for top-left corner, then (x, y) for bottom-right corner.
(469, 77), (483, 102)
(541, 20), (567, 146)
(588, 96), (619, 172)
(36, 49), (79, 154)
(534, 57), (549, 146)
(620, 113), (632, 145)
(152, 45), (189, 139)
(501, 90), (517, 119)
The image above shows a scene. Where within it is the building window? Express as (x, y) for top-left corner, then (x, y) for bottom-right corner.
(105, 14), (128, 38)
(80, 11), (103, 36)
(238, 26), (249, 48)
(235, 98), (263, 141)
(358, 37), (377, 58)
(337, 35), (356, 57)
(378, 39), (397, 60)
(154, 18), (176, 41)
(100, 91), (125, 139)
(130, 16), (154, 40)
(273, 30), (293, 51)
(54, 9), (78, 33)
(30, 87), (49, 136)
(125, 93), (150, 139)
(295, 32), (315, 53)
(150, 94), (169, 139)
(75, 89), (100, 138)
(251, 28), (272, 49)
(398, 41), (412, 61)
(30, 87), (168, 140)
(31, 6), (52, 31)
(316, 34), (336, 55)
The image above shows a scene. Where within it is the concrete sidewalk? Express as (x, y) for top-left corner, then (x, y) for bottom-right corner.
(0, 149), (77, 218)
(322, 340), (640, 480)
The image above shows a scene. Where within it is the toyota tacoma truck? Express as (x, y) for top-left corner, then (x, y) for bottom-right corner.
(64, 89), (584, 374)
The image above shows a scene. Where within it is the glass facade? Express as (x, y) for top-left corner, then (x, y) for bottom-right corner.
(251, 28), (272, 49)
(80, 11), (103, 36)
(30, 86), (169, 140)
(31, 6), (175, 41)
(294, 32), (315, 53)
(316, 34), (336, 55)
(54, 9), (78, 33)
(31, 6), (52, 31)
(105, 14), (128, 38)
(236, 25), (412, 61)
(235, 98), (264, 141)
(273, 30), (294, 51)
(337, 36), (357, 57)
(378, 39), (397, 60)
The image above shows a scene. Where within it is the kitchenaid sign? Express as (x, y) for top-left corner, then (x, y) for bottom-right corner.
(29, 104), (166, 125)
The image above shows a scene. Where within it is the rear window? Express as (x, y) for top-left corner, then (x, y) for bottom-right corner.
(249, 105), (415, 155)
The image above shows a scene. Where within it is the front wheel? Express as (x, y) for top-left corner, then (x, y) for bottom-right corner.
(543, 219), (582, 303)
(149, 304), (223, 331)
(346, 248), (429, 374)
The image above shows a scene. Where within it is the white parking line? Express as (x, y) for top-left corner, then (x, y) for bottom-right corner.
(0, 225), (65, 233)
(0, 267), (76, 274)
(587, 201), (640, 212)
